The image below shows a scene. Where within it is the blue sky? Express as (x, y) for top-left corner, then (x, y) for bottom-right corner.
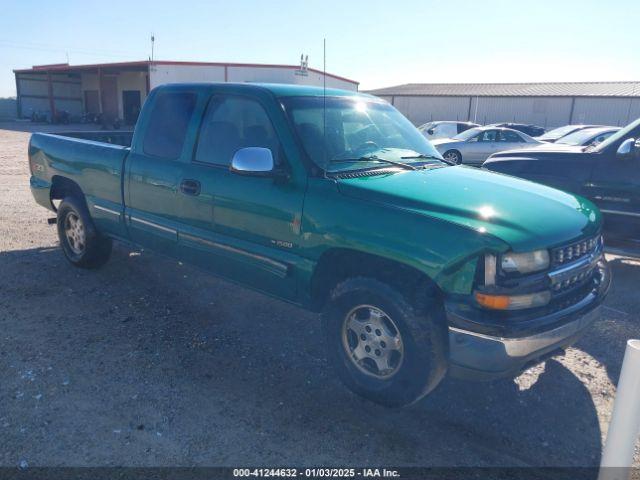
(2, 0), (639, 97)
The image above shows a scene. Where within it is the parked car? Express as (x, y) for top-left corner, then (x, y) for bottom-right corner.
(484, 117), (640, 241)
(29, 83), (610, 407)
(527, 127), (620, 151)
(431, 126), (543, 165)
(489, 123), (546, 137)
(417, 121), (479, 140)
(549, 127), (620, 148)
(537, 124), (602, 143)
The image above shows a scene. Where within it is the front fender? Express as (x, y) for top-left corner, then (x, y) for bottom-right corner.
(301, 178), (510, 297)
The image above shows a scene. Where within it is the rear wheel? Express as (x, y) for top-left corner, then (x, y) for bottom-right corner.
(443, 149), (462, 164)
(323, 277), (448, 407)
(57, 197), (112, 269)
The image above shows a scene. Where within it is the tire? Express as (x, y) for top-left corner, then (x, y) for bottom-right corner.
(57, 196), (112, 269)
(323, 277), (448, 407)
(443, 149), (462, 165)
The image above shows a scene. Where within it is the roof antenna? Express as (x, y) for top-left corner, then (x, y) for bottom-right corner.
(150, 33), (155, 62)
(323, 38), (327, 172)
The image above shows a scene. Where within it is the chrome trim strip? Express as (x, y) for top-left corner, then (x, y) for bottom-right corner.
(180, 232), (289, 277)
(93, 204), (120, 216)
(600, 209), (640, 218)
(129, 216), (177, 234)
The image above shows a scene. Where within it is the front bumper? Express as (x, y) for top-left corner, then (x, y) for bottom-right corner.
(447, 259), (610, 381)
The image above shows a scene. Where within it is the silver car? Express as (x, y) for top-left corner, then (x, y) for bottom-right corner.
(431, 126), (542, 165)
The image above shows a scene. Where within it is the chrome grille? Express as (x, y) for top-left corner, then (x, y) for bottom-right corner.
(550, 267), (595, 293)
(551, 235), (601, 266)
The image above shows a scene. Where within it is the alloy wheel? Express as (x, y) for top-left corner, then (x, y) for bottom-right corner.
(341, 305), (404, 379)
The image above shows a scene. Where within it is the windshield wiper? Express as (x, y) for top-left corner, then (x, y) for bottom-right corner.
(329, 155), (417, 170)
(401, 153), (454, 166)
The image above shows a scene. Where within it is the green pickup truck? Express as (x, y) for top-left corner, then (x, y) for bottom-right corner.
(29, 83), (610, 407)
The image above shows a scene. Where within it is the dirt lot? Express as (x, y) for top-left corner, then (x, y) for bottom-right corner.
(1, 124), (639, 469)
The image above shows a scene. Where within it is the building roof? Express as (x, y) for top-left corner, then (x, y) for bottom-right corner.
(367, 81), (640, 97)
(13, 60), (359, 85)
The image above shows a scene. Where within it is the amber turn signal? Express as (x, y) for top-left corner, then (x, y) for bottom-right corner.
(474, 290), (551, 310)
(475, 292), (511, 310)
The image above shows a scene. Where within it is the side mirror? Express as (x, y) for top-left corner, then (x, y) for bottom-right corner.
(230, 147), (274, 176)
(616, 138), (637, 159)
(427, 128), (435, 135)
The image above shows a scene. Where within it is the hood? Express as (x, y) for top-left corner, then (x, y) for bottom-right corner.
(336, 166), (600, 251)
(487, 144), (585, 159)
(521, 143), (584, 152)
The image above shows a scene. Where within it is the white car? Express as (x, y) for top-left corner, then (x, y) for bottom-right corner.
(417, 121), (479, 140)
(431, 126), (542, 165)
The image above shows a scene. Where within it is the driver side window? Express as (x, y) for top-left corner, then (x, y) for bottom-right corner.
(478, 130), (498, 142)
(499, 130), (524, 143)
(195, 96), (280, 166)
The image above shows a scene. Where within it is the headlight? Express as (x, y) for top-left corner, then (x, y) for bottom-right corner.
(500, 249), (549, 274)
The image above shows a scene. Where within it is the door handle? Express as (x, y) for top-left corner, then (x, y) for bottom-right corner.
(180, 179), (201, 196)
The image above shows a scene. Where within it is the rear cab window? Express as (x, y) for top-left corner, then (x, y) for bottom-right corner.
(143, 92), (197, 159)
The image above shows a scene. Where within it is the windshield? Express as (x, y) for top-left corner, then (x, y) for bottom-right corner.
(540, 125), (581, 139)
(594, 117), (640, 152)
(453, 127), (482, 141)
(556, 129), (602, 146)
(418, 122), (434, 132)
(282, 96), (444, 171)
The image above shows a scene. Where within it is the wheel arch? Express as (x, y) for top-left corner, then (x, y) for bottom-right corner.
(50, 176), (86, 211)
(443, 148), (462, 163)
(310, 248), (443, 311)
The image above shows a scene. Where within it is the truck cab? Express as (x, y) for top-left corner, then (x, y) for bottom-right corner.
(28, 83), (610, 407)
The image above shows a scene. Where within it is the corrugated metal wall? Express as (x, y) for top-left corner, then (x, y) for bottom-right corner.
(468, 96), (573, 127)
(571, 98), (640, 126)
(390, 96), (471, 125)
(150, 64), (358, 92)
(16, 72), (83, 117)
(381, 94), (640, 127)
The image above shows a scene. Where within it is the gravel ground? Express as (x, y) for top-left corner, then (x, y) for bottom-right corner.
(0, 125), (639, 469)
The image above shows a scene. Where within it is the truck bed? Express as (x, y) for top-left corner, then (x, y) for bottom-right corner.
(29, 132), (131, 228)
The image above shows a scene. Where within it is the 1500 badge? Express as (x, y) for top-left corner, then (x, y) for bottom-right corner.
(271, 239), (294, 249)
(594, 195), (630, 203)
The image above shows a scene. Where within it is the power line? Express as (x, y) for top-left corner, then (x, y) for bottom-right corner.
(0, 40), (146, 59)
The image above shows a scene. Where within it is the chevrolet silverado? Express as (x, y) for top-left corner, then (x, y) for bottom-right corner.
(29, 83), (610, 406)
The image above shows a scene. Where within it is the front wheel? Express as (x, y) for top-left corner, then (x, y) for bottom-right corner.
(443, 149), (462, 164)
(323, 277), (448, 407)
(57, 197), (112, 269)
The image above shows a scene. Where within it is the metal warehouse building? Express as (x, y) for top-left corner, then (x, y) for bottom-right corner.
(13, 59), (358, 125)
(369, 82), (640, 128)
